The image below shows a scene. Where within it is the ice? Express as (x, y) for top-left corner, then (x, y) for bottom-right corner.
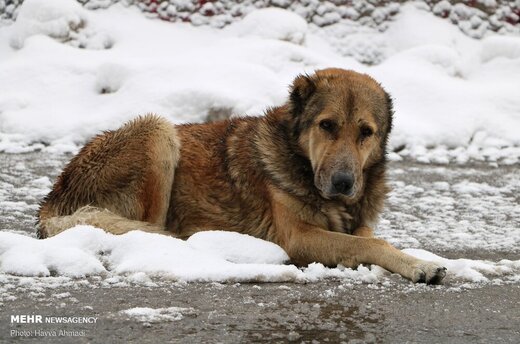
(379, 166), (520, 252)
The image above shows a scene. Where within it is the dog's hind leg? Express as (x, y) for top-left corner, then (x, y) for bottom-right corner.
(38, 115), (180, 238)
(40, 206), (174, 237)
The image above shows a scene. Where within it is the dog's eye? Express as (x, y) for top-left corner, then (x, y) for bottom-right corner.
(319, 119), (336, 132)
(360, 126), (374, 139)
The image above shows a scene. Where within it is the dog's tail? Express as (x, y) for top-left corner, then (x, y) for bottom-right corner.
(37, 206), (171, 239)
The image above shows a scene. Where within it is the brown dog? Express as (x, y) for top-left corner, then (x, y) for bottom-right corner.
(38, 68), (446, 284)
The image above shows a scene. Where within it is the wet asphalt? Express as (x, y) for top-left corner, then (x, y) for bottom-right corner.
(2, 281), (520, 343)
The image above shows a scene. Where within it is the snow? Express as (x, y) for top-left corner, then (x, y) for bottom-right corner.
(480, 36), (520, 62)
(0, 0), (519, 296)
(0, 226), (300, 282)
(404, 248), (518, 283)
(186, 231), (289, 264)
(380, 166), (520, 252)
(0, 226), (519, 287)
(120, 306), (196, 323)
(0, 1), (519, 163)
(9, 0), (86, 49)
(225, 8), (308, 45)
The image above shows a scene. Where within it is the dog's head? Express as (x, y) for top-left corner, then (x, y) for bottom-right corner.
(288, 68), (393, 201)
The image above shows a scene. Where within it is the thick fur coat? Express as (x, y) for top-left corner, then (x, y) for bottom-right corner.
(38, 68), (446, 284)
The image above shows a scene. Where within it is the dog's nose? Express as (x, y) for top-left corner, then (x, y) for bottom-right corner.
(331, 172), (355, 195)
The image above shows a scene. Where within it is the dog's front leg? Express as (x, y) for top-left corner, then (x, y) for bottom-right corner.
(282, 224), (446, 284)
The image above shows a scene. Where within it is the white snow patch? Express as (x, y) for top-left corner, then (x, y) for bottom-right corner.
(120, 306), (195, 323)
(404, 249), (517, 283)
(9, 0), (87, 49)
(452, 180), (503, 194)
(186, 231), (289, 264)
(481, 36), (520, 63)
(0, 229), (107, 277)
(52, 291), (71, 299)
(225, 8), (308, 45)
(0, 226), (301, 282)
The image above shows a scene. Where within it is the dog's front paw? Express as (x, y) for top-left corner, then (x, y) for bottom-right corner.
(410, 261), (447, 284)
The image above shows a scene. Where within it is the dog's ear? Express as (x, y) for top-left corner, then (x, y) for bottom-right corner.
(289, 74), (316, 116)
(384, 90), (394, 135)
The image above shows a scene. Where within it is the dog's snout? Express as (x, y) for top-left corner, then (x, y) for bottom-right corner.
(331, 172), (354, 195)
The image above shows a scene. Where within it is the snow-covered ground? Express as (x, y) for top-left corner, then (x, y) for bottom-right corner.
(0, 0), (519, 162)
(1, 152), (519, 293)
(1, 224), (519, 306)
(0, 1), (519, 295)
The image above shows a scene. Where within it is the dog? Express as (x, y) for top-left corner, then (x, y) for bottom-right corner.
(38, 68), (447, 284)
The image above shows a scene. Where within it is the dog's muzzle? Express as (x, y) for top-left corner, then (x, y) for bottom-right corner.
(330, 172), (355, 196)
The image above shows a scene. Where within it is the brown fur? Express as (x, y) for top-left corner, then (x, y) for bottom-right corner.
(38, 68), (446, 284)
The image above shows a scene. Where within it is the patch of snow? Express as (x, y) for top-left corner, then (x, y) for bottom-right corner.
(225, 8), (307, 45)
(481, 36), (520, 63)
(0, 226), (519, 286)
(9, 0), (87, 49)
(0, 229), (107, 277)
(0, 226), (302, 282)
(404, 248), (516, 283)
(186, 231), (289, 264)
(52, 291), (71, 299)
(120, 306), (195, 323)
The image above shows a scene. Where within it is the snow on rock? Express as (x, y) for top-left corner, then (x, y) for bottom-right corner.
(225, 8), (308, 45)
(9, 0), (111, 50)
(9, 0), (86, 49)
(0, 226), (519, 285)
(94, 63), (131, 94)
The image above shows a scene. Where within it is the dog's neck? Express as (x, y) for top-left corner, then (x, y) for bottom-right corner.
(254, 105), (320, 202)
